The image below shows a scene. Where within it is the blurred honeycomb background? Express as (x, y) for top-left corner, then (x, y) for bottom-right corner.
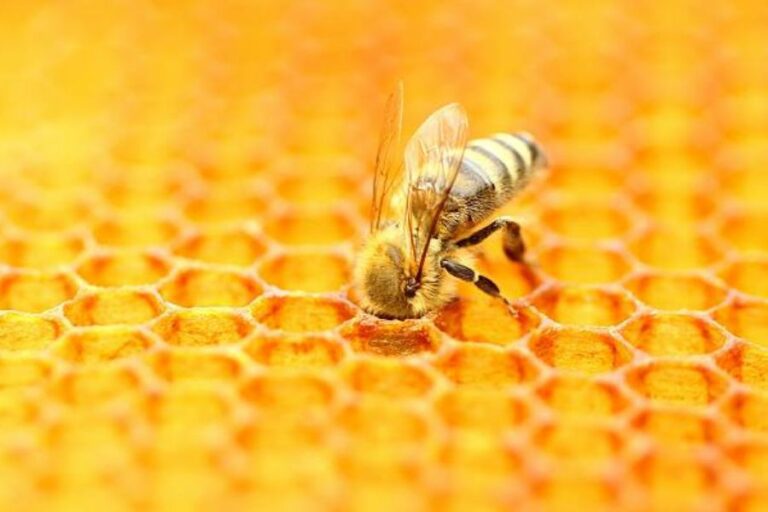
(0, 0), (767, 510)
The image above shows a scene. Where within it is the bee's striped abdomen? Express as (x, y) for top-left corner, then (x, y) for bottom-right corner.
(469, 132), (544, 200)
(442, 131), (546, 237)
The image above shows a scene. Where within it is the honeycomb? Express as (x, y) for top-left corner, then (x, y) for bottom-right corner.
(0, 0), (766, 510)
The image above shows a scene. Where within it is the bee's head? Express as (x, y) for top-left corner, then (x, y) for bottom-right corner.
(354, 227), (444, 319)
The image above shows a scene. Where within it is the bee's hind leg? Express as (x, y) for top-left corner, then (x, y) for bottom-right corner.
(455, 216), (525, 262)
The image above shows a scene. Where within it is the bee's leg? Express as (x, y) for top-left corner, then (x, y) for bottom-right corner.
(441, 259), (508, 303)
(455, 216), (525, 262)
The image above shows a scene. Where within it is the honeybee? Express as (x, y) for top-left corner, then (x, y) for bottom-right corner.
(354, 83), (547, 319)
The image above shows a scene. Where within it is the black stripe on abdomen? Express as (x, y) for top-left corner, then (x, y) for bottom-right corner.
(488, 136), (525, 177)
(466, 143), (512, 191)
(452, 154), (493, 197)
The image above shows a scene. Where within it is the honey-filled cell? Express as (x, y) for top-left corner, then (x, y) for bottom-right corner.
(535, 473), (621, 512)
(0, 231), (87, 270)
(436, 388), (529, 432)
(629, 228), (724, 271)
(0, 354), (55, 393)
(624, 272), (726, 311)
(435, 344), (539, 389)
(63, 288), (165, 326)
(713, 298), (768, 348)
(252, 295), (357, 333)
(540, 201), (631, 241)
(716, 342), (768, 391)
(242, 371), (337, 418)
(620, 312), (726, 356)
(529, 328), (632, 375)
(533, 285), (636, 327)
(0, 270), (79, 313)
(538, 244), (633, 284)
(258, 249), (350, 293)
(624, 362), (729, 407)
(536, 375), (629, 419)
(720, 257), (768, 299)
(52, 327), (159, 365)
(152, 309), (255, 347)
(264, 207), (358, 246)
(435, 298), (539, 345)
(93, 212), (184, 248)
(343, 357), (435, 399)
(76, 249), (173, 287)
(534, 422), (624, 470)
(274, 158), (360, 207)
(182, 180), (268, 225)
(0, 312), (66, 352)
(633, 451), (720, 512)
(244, 332), (346, 368)
(340, 319), (442, 357)
(718, 210), (768, 255)
(173, 226), (267, 266)
(631, 408), (720, 447)
(148, 347), (245, 386)
(159, 267), (263, 307)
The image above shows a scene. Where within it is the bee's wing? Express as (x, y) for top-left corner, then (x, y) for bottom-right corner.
(370, 82), (405, 233)
(403, 103), (469, 280)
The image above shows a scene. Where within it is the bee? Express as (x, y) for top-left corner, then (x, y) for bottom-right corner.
(354, 83), (547, 319)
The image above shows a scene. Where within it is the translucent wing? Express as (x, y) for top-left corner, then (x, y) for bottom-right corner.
(370, 82), (404, 233)
(403, 103), (469, 281)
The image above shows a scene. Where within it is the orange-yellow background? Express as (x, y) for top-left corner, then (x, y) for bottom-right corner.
(0, 0), (767, 511)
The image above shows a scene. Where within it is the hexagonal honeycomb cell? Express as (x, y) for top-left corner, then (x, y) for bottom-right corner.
(713, 298), (768, 348)
(148, 347), (245, 386)
(629, 228), (724, 271)
(258, 248), (350, 293)
(722, 391), (768, 435)
(63, 288), (165, 326)
(536, 375), (629, 419)
(152, 309), (255, 347)
(1, 0), (766, 508)
(343, 357), (435, 399)
(532, 285), (635, 326)
(718, 210), (768, 255)
(631, 408), (721, 447)
(436, 388), (529, 432)
(625, 272), (727, 311)
(159, 266), (263, 307)
(621, 312), (726, 356)
(435, 297), (539, 345)
(341, 319), (442, 357)
(538, 243), (633, 284)
(252, 295), (356, 333)
(244, 332), (346, 368)
(0, 231), (87, 270)
(540, 200), (631, 241)
(633, 450), (721, 511)
(0, 312), (66, 352)
(529, 328), (632, 374)
(172, 226), (267, 266)
(716, 342), (768, 391)
(435, 344), (539, 389)
(625, 362), (729, 407)
(0, 270), (78, 313)
(52, 327), (159, 365)
(719, 257), (768, 299)
(264, 207), (358, 246)
(93, 212), (184, 248)
(75, 248), (173, 287)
